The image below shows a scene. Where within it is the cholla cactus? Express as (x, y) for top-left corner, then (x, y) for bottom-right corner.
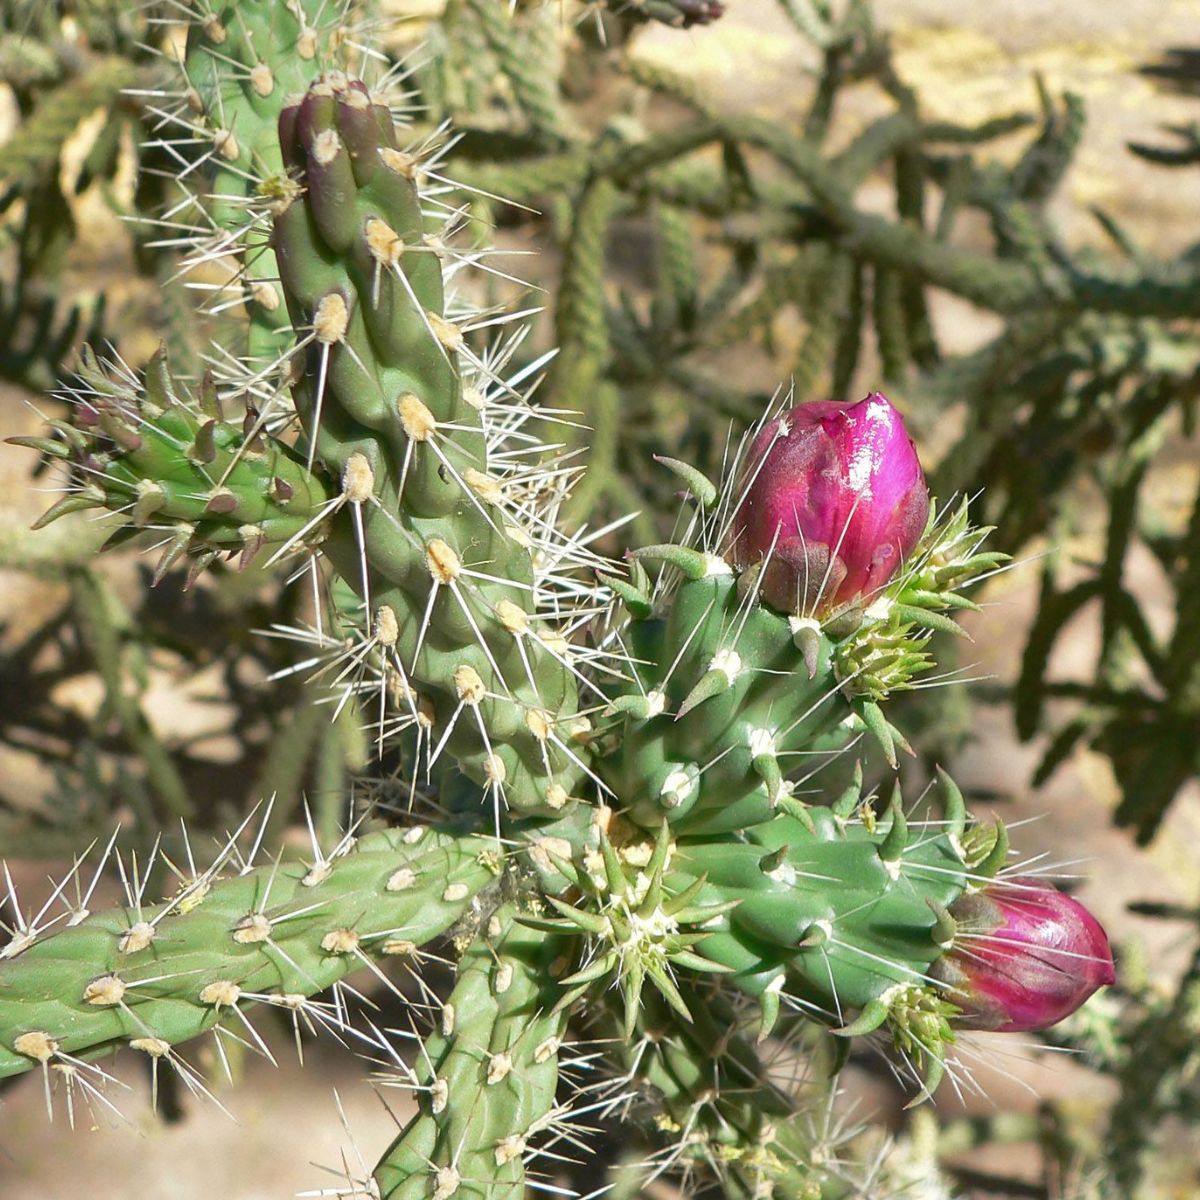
(1, 6), (1115, 1197)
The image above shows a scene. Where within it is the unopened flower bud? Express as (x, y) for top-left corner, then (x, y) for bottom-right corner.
(729, 393), (929, 616)
(933, 880), (1115, 1033)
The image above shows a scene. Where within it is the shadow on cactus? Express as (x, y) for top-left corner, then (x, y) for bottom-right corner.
(1, 31), (1116, 1200)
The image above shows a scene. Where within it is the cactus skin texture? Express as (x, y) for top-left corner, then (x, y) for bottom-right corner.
(374, 908), (568, 1199)
(3, 25), (1118, 1195)
(680, 799), (971, 1017)
(608, 0), (726, 27)
(596, 986), (835, 1198)
(178, 0), (355, 358)
(271, 75), (588, 818)
(22, 347), (332, 580)
(602, 565), (851, 835)
(0, 827), (495, 1080)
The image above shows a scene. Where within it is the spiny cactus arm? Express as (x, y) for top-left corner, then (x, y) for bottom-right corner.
(170, 0), (355, 356)
(601, 566), (855, 834)
(633, 772), (993, 1104)
(373, 907), (569, 1199)
(528, 775), (978, 1089)
(15, 347), (333, 581)
(271, 76), (591, 819)
(464, 0), (571, 148)
(0, 826), (496, 1081)
(728, 110), (1200, 319)
(448, 119), (726, 207)
(604, 0), (726, 27)
(0, 56), (140, 193)
(465, 79), (1198, 323)
(593, 985), (841, 1199)
(678, 802), (988, 1093)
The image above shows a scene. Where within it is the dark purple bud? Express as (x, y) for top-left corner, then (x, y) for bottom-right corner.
(728, 393), (930, 616)
(676, 0), (725, 25)
(933, 880), (1116, 1033)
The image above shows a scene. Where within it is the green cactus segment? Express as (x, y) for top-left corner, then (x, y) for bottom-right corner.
(0, 827), (495, 1081)
(602, 499), (1005, 827)
(595, 986), (832, 1199)
(374, 907), (568, 1200)
(25, 348), (331, 580)
(676, 802), (970, 1017)
(180, 0), (350, 356)
(527, 772), (977, 1072)
(609, 0), (726, 28)
(272, 77), (586, 818)
(601, 568), (853, 835)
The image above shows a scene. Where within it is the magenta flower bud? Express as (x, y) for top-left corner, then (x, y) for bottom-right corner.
(933, 881), (1116, 1033)
(728, 393), (930, 616)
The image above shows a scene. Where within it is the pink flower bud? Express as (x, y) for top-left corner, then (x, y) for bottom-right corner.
(728, 393), (929, 616)
(933, 881), (1116, 1033)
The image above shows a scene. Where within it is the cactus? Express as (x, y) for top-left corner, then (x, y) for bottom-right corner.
(17, 347), (333, 581)
(0, 825), (496, 1081)
(603, 0), (727, 27)
(155, 0), (366, 363)
(373, 907), (569, 1199)
(0, 6), (1120, 1197)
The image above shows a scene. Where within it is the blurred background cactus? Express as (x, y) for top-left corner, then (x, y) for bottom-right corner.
(0, 1), (1197, 1198)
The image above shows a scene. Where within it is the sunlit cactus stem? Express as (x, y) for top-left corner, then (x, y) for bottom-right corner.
(374, 907), (568, 1199)
(177, 0), (357, 359)
(17, 346), (333, 580)
(271, 74), (588, 820)
(0, 827), (496, 1081)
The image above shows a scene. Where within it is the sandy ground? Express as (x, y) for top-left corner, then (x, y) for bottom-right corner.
(1, 0), (1199, 1196)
